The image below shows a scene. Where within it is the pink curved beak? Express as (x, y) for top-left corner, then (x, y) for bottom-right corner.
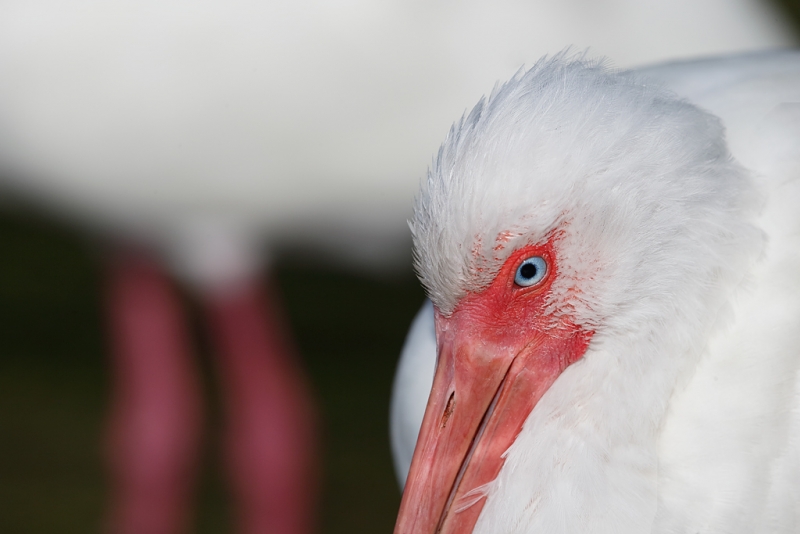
(394, 307), (591, 534)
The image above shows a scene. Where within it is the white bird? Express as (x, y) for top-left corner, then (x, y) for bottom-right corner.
(0, 2), (795, 532)
(391, 50), (800, 534)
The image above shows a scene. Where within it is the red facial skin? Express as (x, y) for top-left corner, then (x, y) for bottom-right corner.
(394, 239), (593, 534)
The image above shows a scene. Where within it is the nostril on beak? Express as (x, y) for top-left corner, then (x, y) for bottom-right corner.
(441, 392), (455, 428)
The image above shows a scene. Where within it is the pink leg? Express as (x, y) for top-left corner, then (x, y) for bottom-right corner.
(104, 254), (203, 534)
(204, 279), (317, 534)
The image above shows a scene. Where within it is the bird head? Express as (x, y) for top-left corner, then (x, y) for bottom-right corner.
(395, 55), (762, 534)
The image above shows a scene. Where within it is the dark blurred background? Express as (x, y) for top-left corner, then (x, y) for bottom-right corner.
(1, 2), (799, 533)
(0, 203), (424, 533)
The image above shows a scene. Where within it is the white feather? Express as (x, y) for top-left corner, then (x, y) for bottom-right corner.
(390, 299), (436, 487)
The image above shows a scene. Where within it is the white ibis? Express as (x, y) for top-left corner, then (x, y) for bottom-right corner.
(393, 50), (800, 533)
(0, 1), (794, 532)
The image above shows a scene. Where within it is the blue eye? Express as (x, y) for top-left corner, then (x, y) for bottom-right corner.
(514, 256), (547, 287)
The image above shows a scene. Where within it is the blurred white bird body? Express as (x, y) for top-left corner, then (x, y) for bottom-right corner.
(0, 1), (795, 285)
(391, 51), (800, 533)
